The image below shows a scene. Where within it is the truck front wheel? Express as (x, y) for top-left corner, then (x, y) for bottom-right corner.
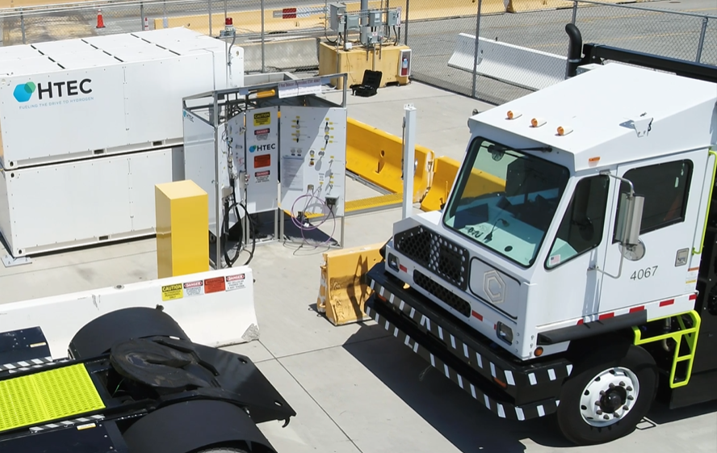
(557, 343), (657, 445)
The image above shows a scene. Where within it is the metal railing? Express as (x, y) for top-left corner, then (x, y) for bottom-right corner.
(1, 0), (715, 104)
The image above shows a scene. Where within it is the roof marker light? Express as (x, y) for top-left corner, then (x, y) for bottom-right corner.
(506, 110), (522, 120)
(530, 117), (546, 128)
(556, 125), (573, 136)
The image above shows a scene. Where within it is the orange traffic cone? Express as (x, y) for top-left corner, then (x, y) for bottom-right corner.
(96, 8), (105, 29)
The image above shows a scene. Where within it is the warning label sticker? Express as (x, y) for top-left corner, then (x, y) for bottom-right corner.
(226, 273), (246, 291)
(183, 280), (204, 297)
(204, 276), (226, 294)
(255, 170), (271, 183)
(253, 112), (271, 126)
(161, 283), (183, 301)
(254, 154), (271, 168)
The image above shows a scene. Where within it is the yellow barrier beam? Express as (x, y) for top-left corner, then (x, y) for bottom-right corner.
(420, 156), (506, 212)
(155, 180), (209, 279)
(420, 156), (460, 212)
(346, 117), (434, 202)
(317, 242), (384, 326)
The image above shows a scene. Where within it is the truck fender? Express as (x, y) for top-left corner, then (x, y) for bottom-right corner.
(68, 307), (190, 359)
(122, 399), (278, 453)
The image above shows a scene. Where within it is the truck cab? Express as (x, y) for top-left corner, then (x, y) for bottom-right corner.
(385, 62), (715, 360)
(365, 58), (717, 445)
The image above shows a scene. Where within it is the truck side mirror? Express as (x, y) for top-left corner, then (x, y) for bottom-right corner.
(615, 193), (644, 246)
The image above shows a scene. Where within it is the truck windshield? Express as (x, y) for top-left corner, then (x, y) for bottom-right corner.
(443, 138), (569, 267)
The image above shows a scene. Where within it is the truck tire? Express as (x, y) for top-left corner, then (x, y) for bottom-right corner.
(69, 307), (190, 360)
(557, 343), (657, 445)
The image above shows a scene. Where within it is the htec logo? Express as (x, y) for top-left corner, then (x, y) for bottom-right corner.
(13, 79), (92, 103)
(249, 143), (276, 153)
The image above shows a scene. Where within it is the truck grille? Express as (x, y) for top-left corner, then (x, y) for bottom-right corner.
(394, 226), (468, 290)
(413, 270), (471, 317)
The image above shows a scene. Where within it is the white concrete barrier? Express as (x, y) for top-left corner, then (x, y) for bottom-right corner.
(448, 33), (568, 91)
(0, 267), (257, 359)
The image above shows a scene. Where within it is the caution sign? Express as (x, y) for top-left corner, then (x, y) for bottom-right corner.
(226, 273), (246, 291)
(161, 283), (183, 301)
(253, 112), (271, 126)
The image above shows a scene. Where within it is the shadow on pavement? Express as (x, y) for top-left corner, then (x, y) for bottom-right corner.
(343, 324), (571, 453)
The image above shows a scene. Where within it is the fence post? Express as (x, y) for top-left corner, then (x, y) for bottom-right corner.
(261, 0), (266, 73)
(404, 0), (410, 45)
(696, 17), (708, 63)
(571, 0), (578, 25)
(140, 2), (145, 31)
(471, 0), (483, 99)
(20, 9), (26, 44)
(163, 0), (168, 28)
(209, 0), (213, 37)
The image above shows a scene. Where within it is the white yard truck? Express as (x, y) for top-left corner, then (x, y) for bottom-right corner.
(364, 25), (717, 444)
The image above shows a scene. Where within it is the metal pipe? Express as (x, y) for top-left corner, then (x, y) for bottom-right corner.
(20, 10), (26, 44)
(470, 0), (483, 99)
(261, 0), (266, 73)
(208, 0), (213, 37)
(565, 23), (583, 78)
(140, 2), (144, 31)
(404, 0), (410, 45)
(213, 94), (222, 268)
(402, 104), (416, 220)
(696, 17), (708, 63)
(571, 0), (578, 25)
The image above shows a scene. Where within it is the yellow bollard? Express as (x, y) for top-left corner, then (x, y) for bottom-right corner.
(155, 180), (209, 279)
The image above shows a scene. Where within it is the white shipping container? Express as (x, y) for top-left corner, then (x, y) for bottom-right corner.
(0, 148), (174, 257)
(0, 28), (243, 169)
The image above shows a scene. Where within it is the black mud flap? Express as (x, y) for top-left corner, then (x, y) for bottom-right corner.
(123, 399), (277, 453)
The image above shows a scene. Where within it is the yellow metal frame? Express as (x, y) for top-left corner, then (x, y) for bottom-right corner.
(693, 149), (717, 255)
(633, 310), (701, 388)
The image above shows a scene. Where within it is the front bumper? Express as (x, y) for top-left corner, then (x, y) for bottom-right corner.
(365, 263), (574, 421)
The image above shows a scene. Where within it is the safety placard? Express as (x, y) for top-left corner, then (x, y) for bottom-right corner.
(205, 276), (226, 294)
(161, 283), (184, 301)
(226, 274), (246, 291)
(253, 112), (271, 126)
(254, 154), (271, 168)
(245, 106), (279, 214)
(183, 280), (204, 297)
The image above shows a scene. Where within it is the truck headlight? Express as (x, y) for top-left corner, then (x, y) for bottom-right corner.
(387, 253), (399, 271)
(496, 322), (513, 345)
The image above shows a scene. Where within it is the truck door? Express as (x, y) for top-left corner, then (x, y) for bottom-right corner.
(599, 155), (699, 314)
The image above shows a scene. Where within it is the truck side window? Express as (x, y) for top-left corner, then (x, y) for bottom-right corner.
(612, 160), (693, 241)
(546, 176), (609, 269)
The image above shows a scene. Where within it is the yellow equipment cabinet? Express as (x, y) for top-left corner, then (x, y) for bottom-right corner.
(319, 42), (411, 90)
(155, 180), (209, 278)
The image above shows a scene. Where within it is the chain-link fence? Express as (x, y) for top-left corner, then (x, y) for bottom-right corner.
(402, 0), (716, 104)
(1, 0), (715, 104)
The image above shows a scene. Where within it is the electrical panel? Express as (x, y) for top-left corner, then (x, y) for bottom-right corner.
(346, 15), (360, 31)
(368, 11), (382, 27)
(387, 9), (400, 26)
(279, 106), (347, 218)
(227, 107), (279, 214)
(329, 3), (346, 32)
